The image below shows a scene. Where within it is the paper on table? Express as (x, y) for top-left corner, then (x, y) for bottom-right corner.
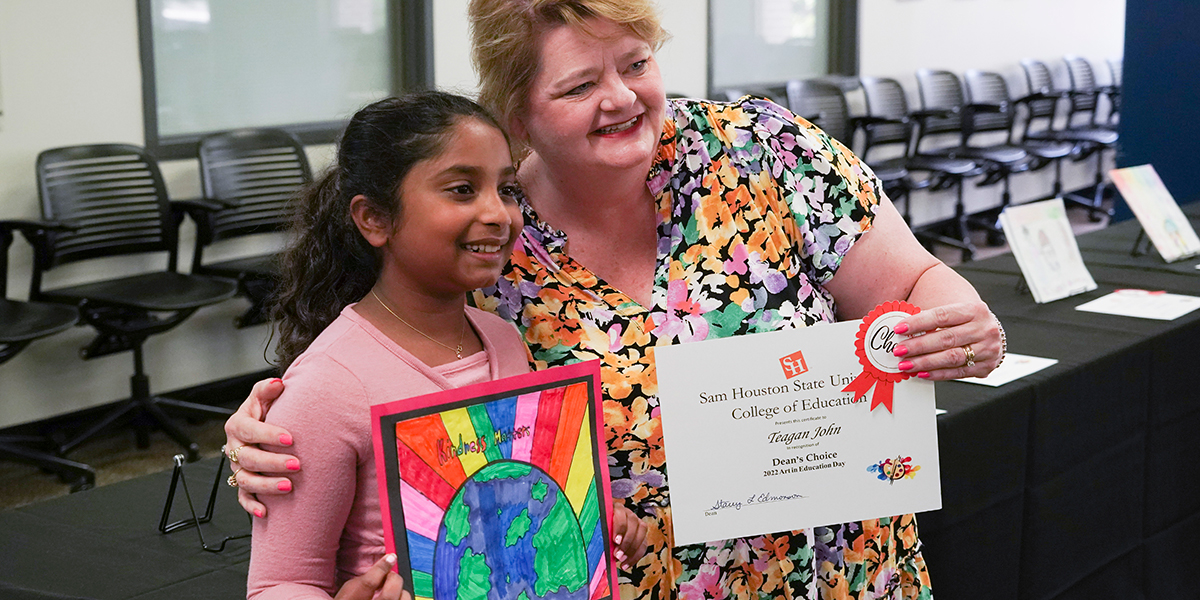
(1109, 165), (1200, 262)
(1075, 289), (1200, 320)
(957, 353), (1059, 387)
(999, 198), (1097, 304)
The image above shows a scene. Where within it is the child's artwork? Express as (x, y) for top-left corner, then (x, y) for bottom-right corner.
(1109, 164), (1200, 262)
(371, 360), (616, 600)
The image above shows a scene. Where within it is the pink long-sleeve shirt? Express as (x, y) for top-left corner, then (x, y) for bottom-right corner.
(247, 305), (530, 599)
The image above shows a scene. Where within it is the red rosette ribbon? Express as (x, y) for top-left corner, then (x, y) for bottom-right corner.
(842, 300), (922, 413)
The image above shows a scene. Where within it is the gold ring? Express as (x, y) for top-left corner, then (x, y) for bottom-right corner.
(227, 444), (243, 464)
(963, 345), (976, 368)
(227, 467), (243, 488)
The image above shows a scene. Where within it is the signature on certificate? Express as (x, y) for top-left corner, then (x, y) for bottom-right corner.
(707, 491), (808, 514)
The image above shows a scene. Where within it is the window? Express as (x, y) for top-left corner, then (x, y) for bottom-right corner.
(138, 0), (432, 159)
(707, 0), (857, 97)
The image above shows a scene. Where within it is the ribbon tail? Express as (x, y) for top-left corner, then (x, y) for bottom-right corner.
(870, 381), (895, 413)
(842, 372), (876, 402)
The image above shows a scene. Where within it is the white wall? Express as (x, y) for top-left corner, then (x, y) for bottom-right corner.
(0, 0), (1124, 428)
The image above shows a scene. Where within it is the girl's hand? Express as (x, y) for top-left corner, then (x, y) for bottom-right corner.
(611, 503), (649, 570)
(223, 377), (298, 517)
(892, 301), (1005, 381)
(334, 554), (411, 600)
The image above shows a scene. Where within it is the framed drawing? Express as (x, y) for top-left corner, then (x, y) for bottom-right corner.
(371, 360), (616, 600)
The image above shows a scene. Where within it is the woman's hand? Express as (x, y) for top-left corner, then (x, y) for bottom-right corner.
(892, 301), (1005, 381)
(334, 554), (411, 600)
(611, 503), (649, 570)
(224, 377), (298, 517)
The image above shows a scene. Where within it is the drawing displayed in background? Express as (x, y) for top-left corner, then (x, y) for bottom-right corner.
(372, 361), (615, 600)
(1109, 164), (1200, 262)
(1000, 198), (1098, 304)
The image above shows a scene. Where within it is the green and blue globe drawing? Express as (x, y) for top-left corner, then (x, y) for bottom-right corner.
(434, 461), (589, 600)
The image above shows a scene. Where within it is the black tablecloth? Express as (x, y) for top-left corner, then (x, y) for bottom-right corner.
(3, 207), (1198, 600)
(0, 459), (249, 600)
(921, 204), (1200, 600)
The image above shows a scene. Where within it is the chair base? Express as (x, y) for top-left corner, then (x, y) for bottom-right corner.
(0, 437), (96, 493)
(59, 382), (234, 463)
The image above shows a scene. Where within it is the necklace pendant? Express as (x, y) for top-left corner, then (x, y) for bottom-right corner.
(455, 345), (463, 359)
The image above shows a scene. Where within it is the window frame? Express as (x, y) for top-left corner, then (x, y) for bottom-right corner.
(705, 0), (858, 98)
(137, 0), (433, 160)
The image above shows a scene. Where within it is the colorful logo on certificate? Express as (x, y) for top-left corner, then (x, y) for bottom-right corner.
(779, 350), (809, 378)
(868, 455), (921, 484)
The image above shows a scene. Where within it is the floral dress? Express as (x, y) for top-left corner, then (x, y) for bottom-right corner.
(470, 97), (932, 600)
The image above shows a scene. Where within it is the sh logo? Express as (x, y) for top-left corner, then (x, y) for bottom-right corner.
(779, 350), (808, 379)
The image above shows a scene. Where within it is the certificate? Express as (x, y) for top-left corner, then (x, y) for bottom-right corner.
(654, 303), (941, 546)
(371, 361), (618, 600)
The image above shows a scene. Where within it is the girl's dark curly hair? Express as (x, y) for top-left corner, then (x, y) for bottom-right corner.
(271, 92), (507, 370)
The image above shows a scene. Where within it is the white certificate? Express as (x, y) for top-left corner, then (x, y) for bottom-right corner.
(655, 308), (941, 547)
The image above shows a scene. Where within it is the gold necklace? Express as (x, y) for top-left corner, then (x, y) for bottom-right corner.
(371, 290), (466, 359)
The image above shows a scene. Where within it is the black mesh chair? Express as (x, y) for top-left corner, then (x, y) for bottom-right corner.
(0, 220), (94, 491)
(785, 79), (914, 215)
(1106, 58), (1122, 126)
(1062, 55), (1113, 129)
(859, 76), (983, 261)
(184, 128), (310, 327)
(963, 70), (1075, 200)
(914, 69), (1035, 231)
(1021, 59), (1119, 220)
(30, 144), (239, 461)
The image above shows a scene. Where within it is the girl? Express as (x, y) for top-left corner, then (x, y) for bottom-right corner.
(246, 92), (645, 599)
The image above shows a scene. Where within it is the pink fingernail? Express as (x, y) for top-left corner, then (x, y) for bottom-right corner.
(279, 434), (293, 446)
(918, 372), (931, 379)
(277, 481), (292, 492)
(895, 323), (910, 334)
(893, 345), (908, 357)
(254, 509), (264, 518)
(898, 360), (914, 371)
(271, 378), (283, 384)
(614, 534), (623, 545)
(286, 459), (300, 471)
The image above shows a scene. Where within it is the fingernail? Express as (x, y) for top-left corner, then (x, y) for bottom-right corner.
(895, 323), (910, 334)
(277, 480), (292, 492)
(384, 554), (396, 565)
(254, 509), (264, 518)
(918, 371), (931, 379)
(898, 360), (913, 371)
(271, 378), (283, 384)
(615, 550), (626, 561)
(286, 459), (300, 471)
(279, 434), (293, 446)
(893, 345), (908, 357)
(614, 534), (623, 545)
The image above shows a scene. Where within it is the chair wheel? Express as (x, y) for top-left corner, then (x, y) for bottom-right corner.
(185, 445), (201, 463)
(987, 231), (1007, 246)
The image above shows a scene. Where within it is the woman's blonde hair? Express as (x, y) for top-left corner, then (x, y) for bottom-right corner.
(469, 0), (668, 144)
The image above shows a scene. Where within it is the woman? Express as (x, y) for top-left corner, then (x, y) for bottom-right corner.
(227, 1), (1004, 598)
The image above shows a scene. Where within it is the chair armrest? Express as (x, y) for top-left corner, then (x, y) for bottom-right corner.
(909, 108), (957, 122)
(172, 199), (225, 214)
(1014, 90), (1067, 105)
(964, 102), (1008, 113)
(0, 219), (76, 271)
(0, 219), (78, 236)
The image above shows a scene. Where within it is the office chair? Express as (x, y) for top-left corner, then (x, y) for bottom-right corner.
(785, 79), (914, 217)
(914, 69), (1035, 241)
(1020, 59), (1118, 220)
(962, 70), (1075, 201)
(183, 128), (311, 328)
(859, 76), (982, 261)
(31, 144), (239, 462)
(1105, 58), (1122, 126)
(0, 219), (94, 491)
(1062, 56), (1113, 129)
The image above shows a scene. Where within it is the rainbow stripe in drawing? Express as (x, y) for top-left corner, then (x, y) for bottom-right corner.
(390, 381), (610, 600)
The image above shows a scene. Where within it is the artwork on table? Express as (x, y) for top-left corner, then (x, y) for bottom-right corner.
(371, 360), (615, 600)
(999, 197), (1097, 304)
(1109, 164), (1200, 262)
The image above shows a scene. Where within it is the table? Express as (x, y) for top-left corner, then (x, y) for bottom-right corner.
(2, 207), (1197, 599)
(919, 204), (1200, 600)
(0, 458), (249, 599)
